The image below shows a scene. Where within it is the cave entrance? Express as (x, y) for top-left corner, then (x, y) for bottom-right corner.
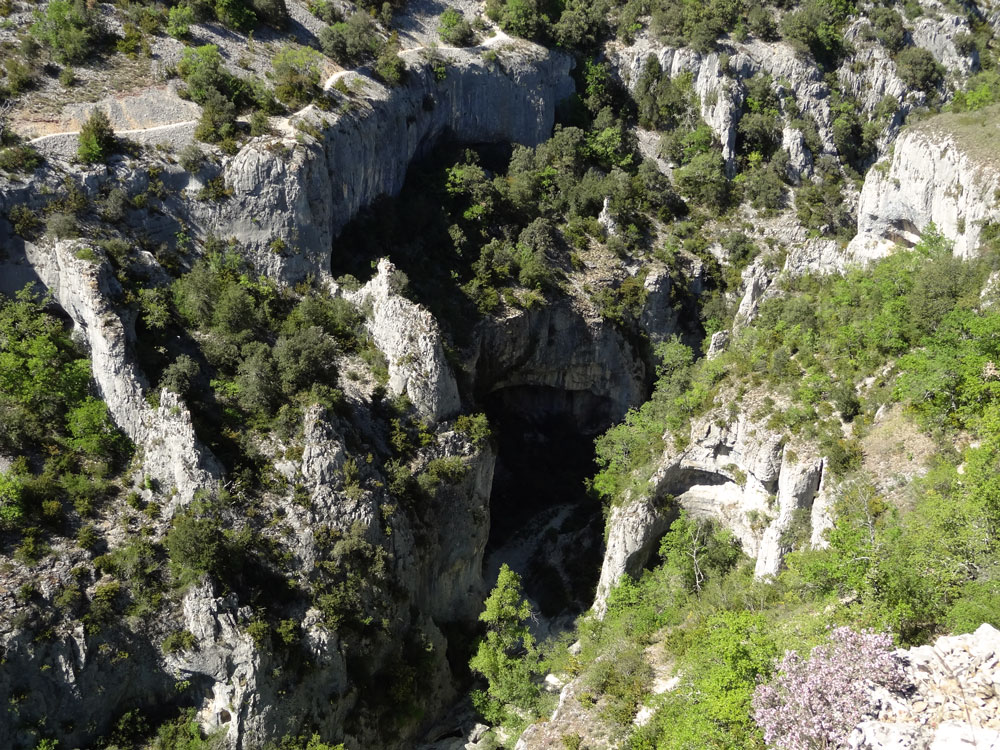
(483, 385), (610, 631)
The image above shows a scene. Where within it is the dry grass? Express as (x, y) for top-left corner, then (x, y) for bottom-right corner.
(911, 104), (1000, 172)
(860, 403), (937, 508)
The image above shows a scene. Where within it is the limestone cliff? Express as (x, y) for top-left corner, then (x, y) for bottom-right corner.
(849, 118), (1000, 260)
(191, 40), (574, 284)
(593, 405), (827, 616)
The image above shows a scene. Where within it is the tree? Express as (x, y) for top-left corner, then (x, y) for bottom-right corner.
(272, 44), (323, 108)
(77, 109), (116, 164)
(469, 564), (542, 724)
(0, 470), (25, 527)
(166, 502), (225, 588)
(895, 47), (944, 94)
(438, 8), (474, 46)
(374, 33), (405, 85)
(674, 151), (728, 211)
(178, 45), (230, 104)
(167, 4), (196, 39)
(320, 12), (379, 66)
(659, 511), (741, 593)
(194, 87), (237, 143)
(32, 0), (100, 64)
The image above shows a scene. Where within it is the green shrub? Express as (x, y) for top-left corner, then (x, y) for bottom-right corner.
(214, 0), (256, 31)
(0, 470), (25, 527)
(251, 0), (289, 28)
(7, 205), (41, 237)
(167, 3), (196, 38)
(375, 34), (405, 85)
(3, 57), (35, 94)
(674, 151), (728, 212)
(0, 144), (42, 176)
(77, 109), (116, 164)
(166, 503), (225, 588)
(67, 397), (125, 458)
(178, 45), (231, 104)
(46, 211), (78, 239)
(271, 44), (323, 108)
(162, 629), (197, 653)
(438, 8), (474, 46)
(320, 12), (380, 66)
(32, 0), (100, 64)
(895, 47), (945, 95)
(871, 6), (905, 52)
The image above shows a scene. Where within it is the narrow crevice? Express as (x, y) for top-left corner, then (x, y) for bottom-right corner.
(482, 386), (610, 627)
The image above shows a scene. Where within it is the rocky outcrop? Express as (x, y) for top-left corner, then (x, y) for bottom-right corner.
(197, 40), (574, 284)
(849, 124), (1000, 261)
(593, 407), (825, 615)
(0, 239), (221, 509)
(469, 297), (647, 432)
(352, 259), (462, 422)
(593, 496), (674, 618)
(849, 623), (1000, 750)
(639, 265), (678, 343)
(910, 8), (977, 75)
(606, 33), (836, 172)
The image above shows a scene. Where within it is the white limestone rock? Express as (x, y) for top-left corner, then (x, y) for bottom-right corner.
(353, 259), (462, 422)
(849, 127), (1000, 261)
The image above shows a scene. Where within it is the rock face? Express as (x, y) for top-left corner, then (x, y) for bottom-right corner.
(0, 239), (221, 510)
(0, 36), (574, 748)
(593, 408), (825, 615)
(199, 41), (574, 284)
(849, 125), (1000, 261)
(849, 623), (1000, 750)
(469, 298), (647, 432)
(606, 32), (837, 173)
(352, 259), (462, 422)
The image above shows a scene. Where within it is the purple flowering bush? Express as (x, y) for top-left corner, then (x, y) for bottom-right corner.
(752, 627), (908, 750)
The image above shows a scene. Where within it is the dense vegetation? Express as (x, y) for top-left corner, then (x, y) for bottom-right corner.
(0, 287), (129, 557)
(472, 227), (1000, 747)
(6, 0), (1000, 747)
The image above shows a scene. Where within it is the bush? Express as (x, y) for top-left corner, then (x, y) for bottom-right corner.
(77, 109), (116, 164)
(0, 470), (25, 527)
(8, 205), (40, 237)
(374, 34), (405, 85)
(165, 503), (225, 588)
(167, 4), (196, 39)
(177, 45), (230, 104)
(753, 628), (906, 750)
(162, 629), (197, 653)
(194, 88), (237, 143)
(320, 12), (380, 67)
(0, 145), (43, 174)
(871, 6), (905, 52)
(489, 0), (545, 40)
(160, 354), (200, 397)
(32, 0), (100, 64)
(66, 397), (125, 458)
(438, 8), (474, 46)
(215, 0), (256, 31)
(3, 57), (35, 94)
(251, 0), (289, 28)
(178, 143), (206, 173)
(674, 151), (728, 212)
(895, 47), (944, 94)
(46, 211), (79, 239)
(271, 44), (323, 108)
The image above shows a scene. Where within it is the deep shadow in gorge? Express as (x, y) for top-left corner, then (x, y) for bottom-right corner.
(483, 385), (610, 623)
